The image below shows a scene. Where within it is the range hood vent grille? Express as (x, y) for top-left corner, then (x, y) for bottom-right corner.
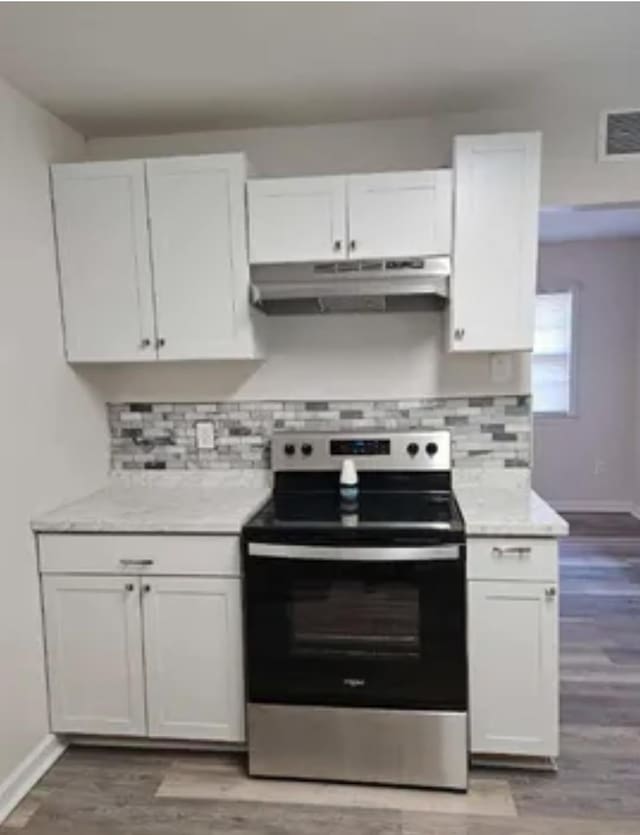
(312, 257), (429, 276)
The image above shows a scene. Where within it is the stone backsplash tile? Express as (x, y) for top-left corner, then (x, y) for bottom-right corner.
(108, 396), (532, 471)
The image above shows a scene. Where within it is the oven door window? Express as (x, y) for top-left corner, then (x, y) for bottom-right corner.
(245, 555), (466, 711)
(291, 579), (420, 660)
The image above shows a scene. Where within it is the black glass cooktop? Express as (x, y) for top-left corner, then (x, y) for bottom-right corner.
(243, 489), (465, 544)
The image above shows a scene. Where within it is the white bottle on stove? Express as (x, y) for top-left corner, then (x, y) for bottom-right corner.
(340, 458), (359, 503)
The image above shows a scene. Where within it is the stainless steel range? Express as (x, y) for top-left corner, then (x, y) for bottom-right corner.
(242, 430), (468, 791)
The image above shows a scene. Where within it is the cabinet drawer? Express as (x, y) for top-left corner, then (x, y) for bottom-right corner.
(466, 538), (557, 582)
(38, 534), (241, 577)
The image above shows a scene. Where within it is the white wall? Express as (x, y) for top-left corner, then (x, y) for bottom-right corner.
(88, 96), (640, 207)
(0, 77), (108, 791)
(85, 313), (530, 403)
(533, 239), (640, 509)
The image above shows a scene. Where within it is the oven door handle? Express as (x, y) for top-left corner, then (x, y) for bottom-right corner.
(246, 543), (461, 561)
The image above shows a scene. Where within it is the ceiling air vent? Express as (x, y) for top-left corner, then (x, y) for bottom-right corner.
(599, 109), (640, 160)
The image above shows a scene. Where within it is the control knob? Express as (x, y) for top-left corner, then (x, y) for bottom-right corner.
(406, 442), (419, 457)
(284, 443), (296, 457)
(301, 443), (314, 457)
(426, 442), (439, 457)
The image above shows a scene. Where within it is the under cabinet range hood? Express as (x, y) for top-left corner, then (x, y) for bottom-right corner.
(249, 256), (450, 315)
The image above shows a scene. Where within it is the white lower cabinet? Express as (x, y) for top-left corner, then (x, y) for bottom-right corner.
(41, 539), (245, 743)
(143, 577), (244, 742)
(42, 575), (147, 736)
(468, 579), (559, 758)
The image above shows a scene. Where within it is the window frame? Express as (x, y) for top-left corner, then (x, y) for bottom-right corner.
(532, 285), (579, 420)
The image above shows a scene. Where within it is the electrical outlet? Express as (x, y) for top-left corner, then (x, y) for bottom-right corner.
(490, 354), (513, 384)
(196, 421), (215, 450)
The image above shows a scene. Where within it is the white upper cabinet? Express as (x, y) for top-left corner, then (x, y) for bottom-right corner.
(52, 153), (262, 363)
(450, 132), (542, 352)
(146, 154), (256, 360)
(247, 176), (347, 264)
(346, 171), (452, 259)
(51, 161), (156, 362)
(247, 170), (452, 265)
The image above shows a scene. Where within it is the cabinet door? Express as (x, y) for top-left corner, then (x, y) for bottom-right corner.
(347, 170), (452, 259)
(450, 133), (541, 352)
(51, 161), (156, 362)
(42, 575), (146, 736)
(142, 577), (245, 742)
(146, 154), (252, 360)
(248, 176), (347, 264)
(468, 580), (558, 757)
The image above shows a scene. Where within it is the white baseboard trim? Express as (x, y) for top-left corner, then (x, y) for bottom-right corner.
(69, 734), (245, 752)
(0, 734), (66, 824)
(551, 500), (634, 513)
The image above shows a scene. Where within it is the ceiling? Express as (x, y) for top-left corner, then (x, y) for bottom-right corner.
(0, 3), (639, 137)
(539, 205), (640, 243)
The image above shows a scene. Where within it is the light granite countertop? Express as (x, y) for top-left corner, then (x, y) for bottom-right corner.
(32, 472), (271, 535)
(33, 471), (567, 539)
(455, 485), (568, 538)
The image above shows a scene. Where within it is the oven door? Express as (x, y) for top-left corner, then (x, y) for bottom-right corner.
(244, 542), (467, 711)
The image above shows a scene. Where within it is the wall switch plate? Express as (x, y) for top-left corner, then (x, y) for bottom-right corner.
(195, 421), (215, 450)
(490, 353), (514, 385)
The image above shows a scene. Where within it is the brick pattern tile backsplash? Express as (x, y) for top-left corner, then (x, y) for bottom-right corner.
(109, 396), (532, 471)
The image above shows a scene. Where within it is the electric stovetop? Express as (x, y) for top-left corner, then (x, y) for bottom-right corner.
(242, 430), (466, 545)
(243, 489), (465, 544)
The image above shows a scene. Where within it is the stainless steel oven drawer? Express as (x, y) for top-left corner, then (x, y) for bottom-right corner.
(248, 703), (468, 790)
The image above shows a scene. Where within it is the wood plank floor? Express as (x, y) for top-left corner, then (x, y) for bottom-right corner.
(562, 511), (640, 538)
(3, 536), (640, 834)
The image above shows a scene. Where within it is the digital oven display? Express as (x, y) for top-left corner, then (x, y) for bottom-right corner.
(330, 439), (391, 456)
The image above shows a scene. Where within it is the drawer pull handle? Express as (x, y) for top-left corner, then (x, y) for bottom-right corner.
(492, 547), (532, 558)
(545, 586), (557, 600)
(119, 558), (154, 566)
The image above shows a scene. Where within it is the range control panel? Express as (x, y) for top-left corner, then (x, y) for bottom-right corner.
(272, 431), (451, 473)
(329, 438), (391, 457)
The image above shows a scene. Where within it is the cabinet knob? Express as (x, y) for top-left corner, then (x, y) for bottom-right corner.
(545, 586), (557, 600)
(333, 240), (342, 252)
(454, 328), (465, 341)
(156, 338), (166, 349)
(140, 338), (151, 349)
(349, 240), (357, 252)
(125, 583), (135, 592)
(143, 584), (151, 593)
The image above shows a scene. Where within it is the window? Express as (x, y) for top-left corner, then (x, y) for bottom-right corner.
(532, 291), (574, 415)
